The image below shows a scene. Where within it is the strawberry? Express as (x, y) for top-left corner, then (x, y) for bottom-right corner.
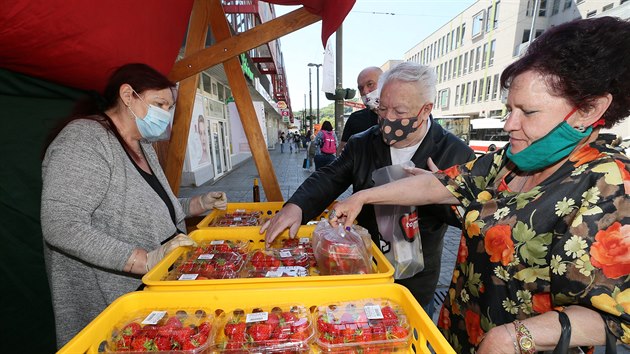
(381, 306), (399, 326)
(388, 325), (409, 339)
(247, 323), (273, 342)
(355, 327), (372, 343)
(371, 323), (387, 341)
(130, 336), (154, 351)
(182, 336), (202, 350)
(173, 326), (194, 344)
(272, 326), (291, 341)
(113, 334), (131, 350)
(291, 317), (309, 334)
(224, 319), (246, 338)
(154, 336), (171, 350)
(140, 324), (158, 338)
(266, 313), (280, 329)
(165, 316), (183, 329)
(281, 311), (298, 324)
(198, 322), (211, 336)
(120, 322), (141, 337)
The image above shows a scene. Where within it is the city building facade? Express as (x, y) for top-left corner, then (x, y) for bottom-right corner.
(404, 0), (629, 138)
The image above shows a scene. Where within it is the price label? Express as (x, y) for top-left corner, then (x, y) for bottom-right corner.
(210, 240), (225, 245)
(299, 237), (310, 244)
(178, 274), (199, 281)
(198, 254), (214, 260)
(246, 312), (269, 323)
(233, 217), (242, 221)
(235, 209), (246, 213)
(265, 270), (283, 278)
(142, 311), (167, 325)
(364, 305), (384, 320)
(279, 250), (292, 258)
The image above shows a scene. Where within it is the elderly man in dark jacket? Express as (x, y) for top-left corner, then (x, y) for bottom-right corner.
(261, 62), (475, 315)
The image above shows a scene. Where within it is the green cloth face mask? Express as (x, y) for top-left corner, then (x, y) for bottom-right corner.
(506, 108), (592, 172)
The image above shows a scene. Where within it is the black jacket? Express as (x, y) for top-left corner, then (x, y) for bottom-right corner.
(288, 118), (475, 306)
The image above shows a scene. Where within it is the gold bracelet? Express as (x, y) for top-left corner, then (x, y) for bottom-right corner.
(503, 324), (519, 354)
(513, 320), (536, 354)
(128, 250), (137, 273)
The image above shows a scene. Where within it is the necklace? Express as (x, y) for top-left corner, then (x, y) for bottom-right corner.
(517, 174), (531, 192)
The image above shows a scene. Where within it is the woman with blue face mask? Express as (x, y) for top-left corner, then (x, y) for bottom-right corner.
(40, 63), (228, 347)
(329, 17), (630, 353)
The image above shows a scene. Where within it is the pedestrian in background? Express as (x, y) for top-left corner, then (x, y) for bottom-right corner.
(307, 134), (316, 172)
(313, 121), (337, 170)
(279, 131), (286, 153)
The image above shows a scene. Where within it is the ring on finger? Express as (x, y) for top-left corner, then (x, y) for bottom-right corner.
(328, 209), (336, 220)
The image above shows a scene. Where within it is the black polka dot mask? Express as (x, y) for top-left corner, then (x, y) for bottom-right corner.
(378, 114), (424, 145)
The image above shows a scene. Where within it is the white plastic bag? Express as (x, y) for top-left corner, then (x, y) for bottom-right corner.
(372, 162), (424, 279)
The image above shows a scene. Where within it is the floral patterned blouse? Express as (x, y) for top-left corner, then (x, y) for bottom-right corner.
(434, 136), (630, 353)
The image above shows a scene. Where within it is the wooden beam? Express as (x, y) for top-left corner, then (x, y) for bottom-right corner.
(208, 0), (283, 201)
(163, 0), (210, 194)
(169, 6), (320, 82)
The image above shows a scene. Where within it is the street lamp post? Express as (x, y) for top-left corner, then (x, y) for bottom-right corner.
(308, 63), (322, 124)
(308, 67), (313, 131)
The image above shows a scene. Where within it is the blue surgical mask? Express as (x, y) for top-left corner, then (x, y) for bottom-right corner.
(128, 89), (172, 142)
(506, 108), (591, 171)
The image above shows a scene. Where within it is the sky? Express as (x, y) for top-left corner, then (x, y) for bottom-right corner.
(273, 0), (477, 113)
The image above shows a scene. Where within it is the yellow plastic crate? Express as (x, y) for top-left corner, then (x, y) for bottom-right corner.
(142, 228), (394, 291)
(195, 202), (331, 229)
(57, 283), (454, 354)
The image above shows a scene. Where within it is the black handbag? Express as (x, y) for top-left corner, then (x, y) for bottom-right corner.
(552, 310), (617, 354)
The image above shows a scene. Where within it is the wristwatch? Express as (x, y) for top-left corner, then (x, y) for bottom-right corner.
(513, 320), (536, 354)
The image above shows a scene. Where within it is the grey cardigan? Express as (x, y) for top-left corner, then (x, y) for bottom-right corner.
(41, 119), (192, 347)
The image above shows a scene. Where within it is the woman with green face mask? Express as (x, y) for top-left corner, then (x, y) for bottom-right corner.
(329, 17), (630, 354)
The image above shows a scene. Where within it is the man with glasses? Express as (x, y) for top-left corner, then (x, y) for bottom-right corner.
(261, 62), (474, 315)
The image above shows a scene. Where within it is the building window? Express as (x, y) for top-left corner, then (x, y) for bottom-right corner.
(201, 73), (212, 95)
(477, 79), (484, 102)
(482, 43), (488, 68)
(460, 84), (466, 105)
(453, 57), (458, 78)
(452, 29), (457, 50)
(466, 82), (471, 104)
(522, 29), (544, 43)
(485, 76), (492, 101)
(472, 11), (484, 38)
(552, 0), (560, 15)
(463, 52), (469, 75)
(456, 27), (461, 49)
(471, 81), (477, 103)
(446, 33), (451, 53)
(475, 46), (481, 71)
(448, 59), (452, 80)
(217, 82), (225, 101)
(455, 85), (460, 107)
(586, 10), (597, 17)
(564, 0), (572, 10)
(460, 23), (466, 45)
(489, 40), (496, 66)
(438, 89), (450, 109)
(443, 35), (447, 55)
(493, 1), (500, 29)
(576, 0), (585, 4)
(539, 0), (547, 16)
(485, 5), (493, 32)
(469, 49), (475, 72)
(492, 74), (499, 100)
(602, 3), (613, 11)
(443, 62), (448, 81)
(458, 54), (463, 76)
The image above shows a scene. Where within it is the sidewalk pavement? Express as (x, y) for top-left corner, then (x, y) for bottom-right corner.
(180, 144), (459, 313)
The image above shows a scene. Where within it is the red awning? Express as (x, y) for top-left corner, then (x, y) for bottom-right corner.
(0, 0), (354, 92)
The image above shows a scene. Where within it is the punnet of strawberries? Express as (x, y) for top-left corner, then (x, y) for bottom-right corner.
(312, 221), (373, 276)
(314, 299), (411, 352)
(107, 308), (213, 353)
(214, 305), (313, 352)
(166, 251), (246, 280)
(211, 210), (264, 227)
(190, 240), (251, 256)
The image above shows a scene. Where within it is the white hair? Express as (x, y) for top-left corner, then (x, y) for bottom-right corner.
(378, 61), (437, 103)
